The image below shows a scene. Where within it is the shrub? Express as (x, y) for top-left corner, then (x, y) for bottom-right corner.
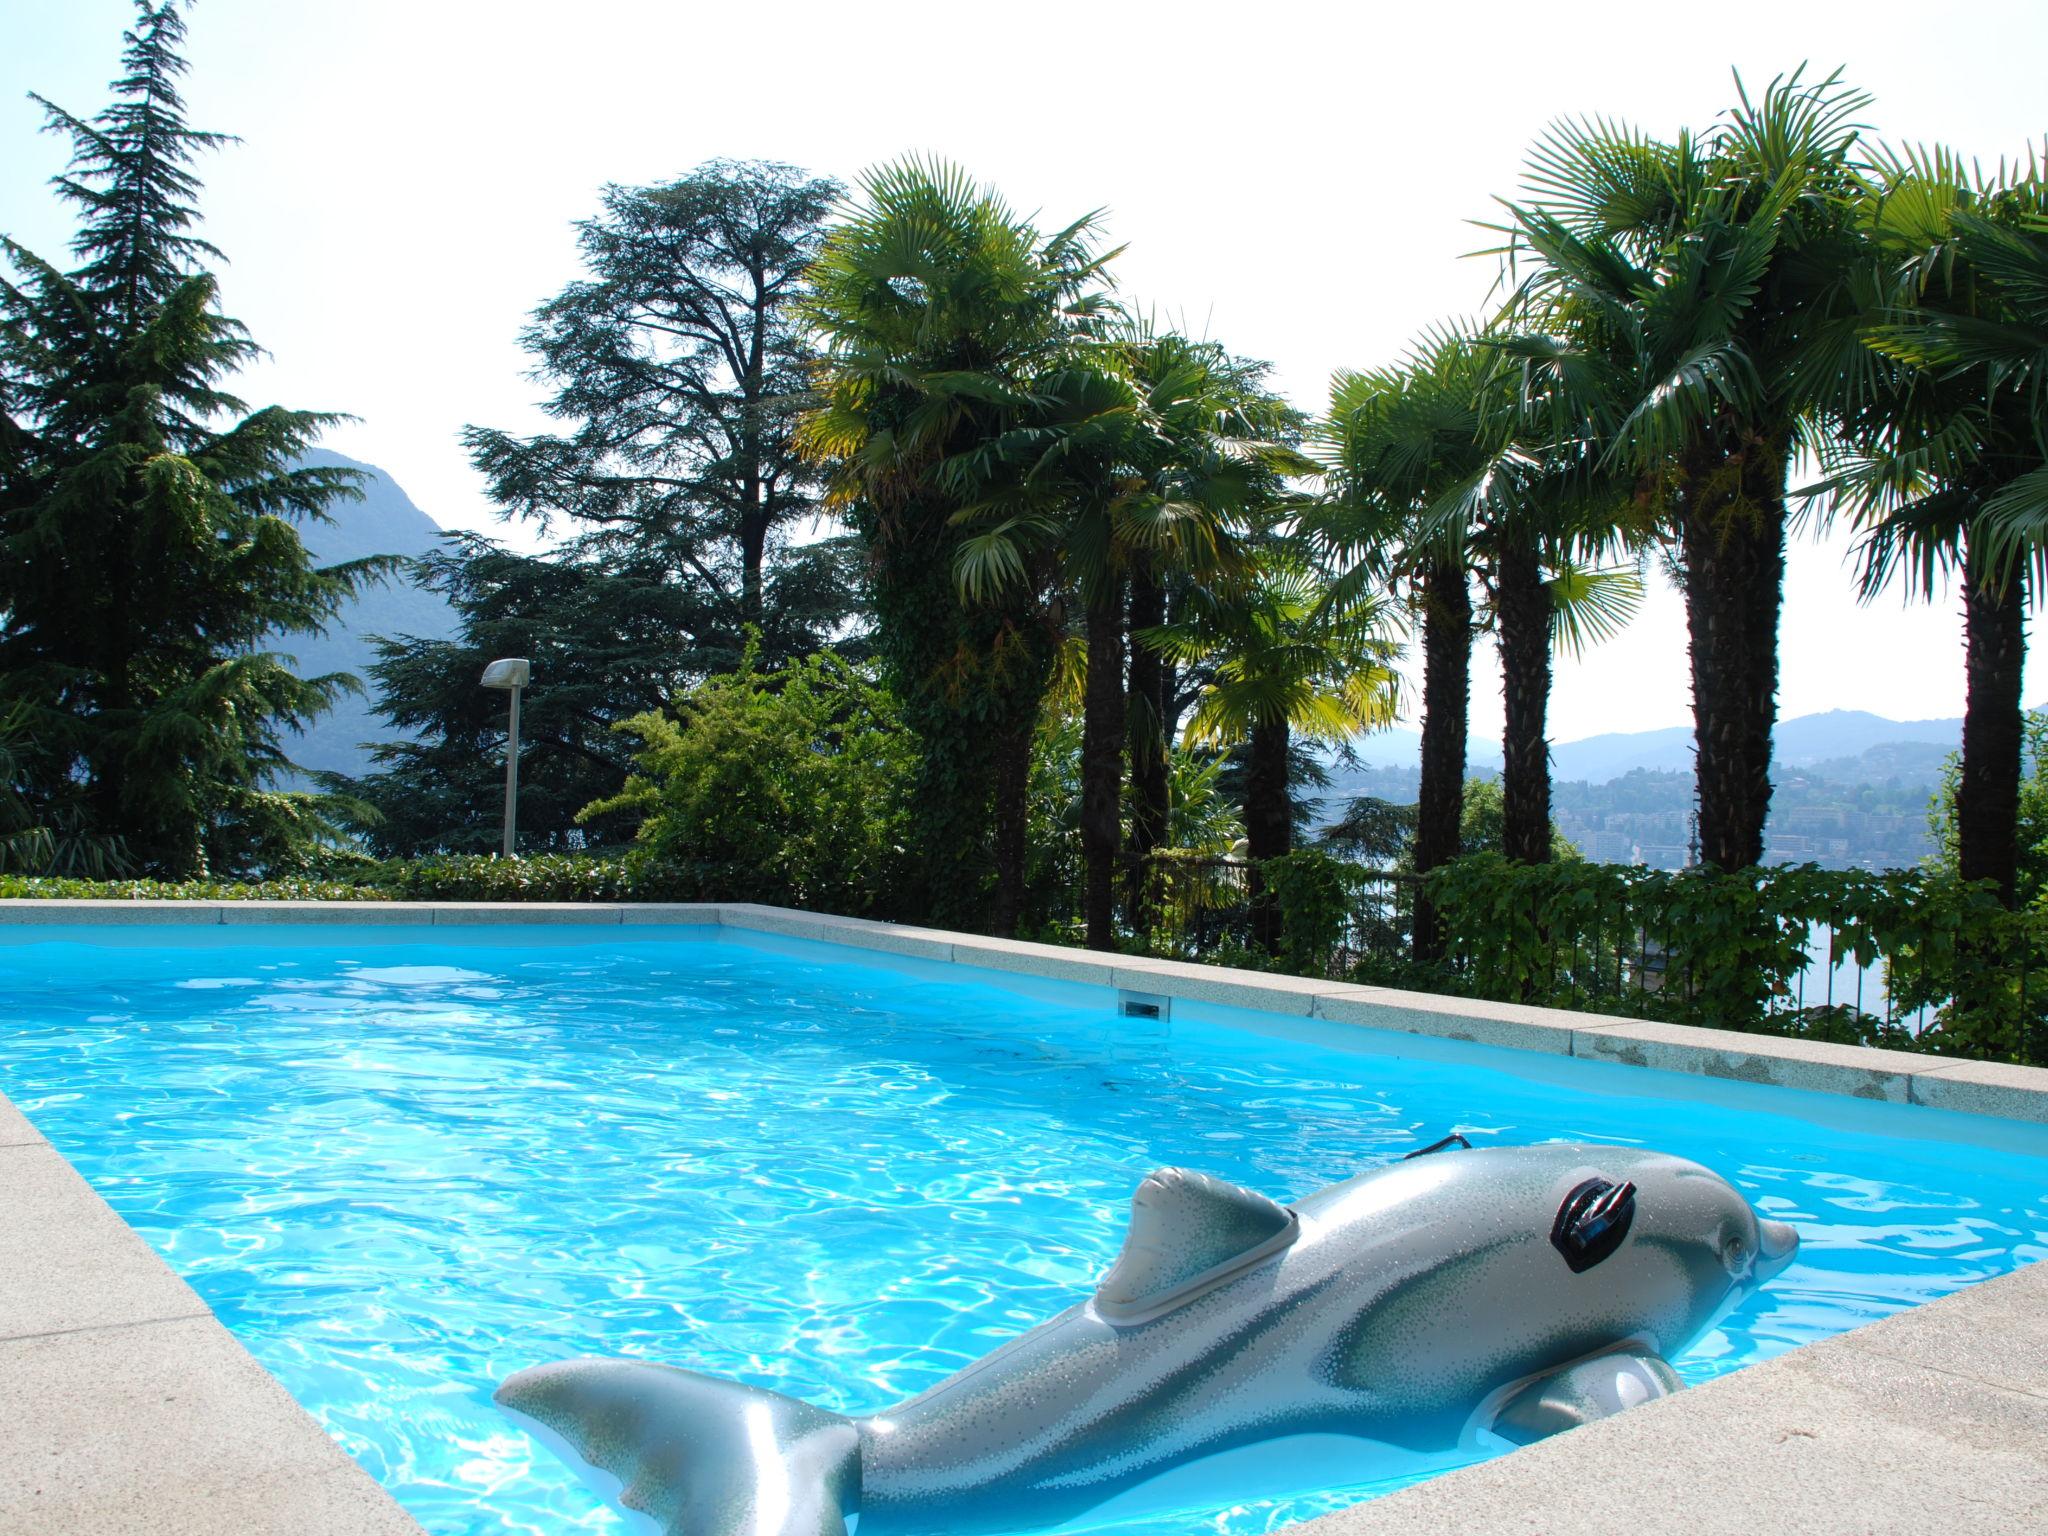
(1419, 853), (2046, 1063)
(583, 650), (917, 916)
(0, 875), (393, 901)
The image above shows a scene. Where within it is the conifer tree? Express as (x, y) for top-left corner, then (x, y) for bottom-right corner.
(0, 1), (379, 877)
(464, 161), (846, 636)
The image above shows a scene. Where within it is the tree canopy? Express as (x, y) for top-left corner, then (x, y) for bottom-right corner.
(0, 0), (379, 877)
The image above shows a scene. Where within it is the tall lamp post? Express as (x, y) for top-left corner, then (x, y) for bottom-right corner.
(480, 658), (531, 857)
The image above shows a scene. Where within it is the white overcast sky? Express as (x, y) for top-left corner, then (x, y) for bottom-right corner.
(5, 0), (2045, 746)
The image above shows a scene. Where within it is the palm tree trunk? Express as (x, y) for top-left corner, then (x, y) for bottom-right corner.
(1246, 717), (1292, 953)
(1497, 538), (1554, 864)
(1413, 554), (1472, 962)
(1081, 579), (1128, 948)
(1679, 442), (1787, 872)
(1125, 560), (1169, 931)
(989, 711), (1035, 938)
(1959, 530), (2027, 905)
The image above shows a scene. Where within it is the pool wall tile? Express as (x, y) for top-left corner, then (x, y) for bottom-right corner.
(716, 903), (959, 961)
(616, 903), (726, 925)
(1565, 1018), (1916, 1102)
(1107, 958), (1351, 1016)
(946, 935), (1128, 985)
(219, 901), (427, 925)
(1312, 987), (1581, 1054)
(1905, 1058), (2048, 1124)
(427, 902), (625, 925)
(0, 898), (225, 924)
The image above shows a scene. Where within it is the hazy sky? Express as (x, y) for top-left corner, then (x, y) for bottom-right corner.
(5, 0), (2045, 747)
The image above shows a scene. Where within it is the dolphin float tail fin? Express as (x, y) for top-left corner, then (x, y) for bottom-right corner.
(496, 1359), (860, 1536)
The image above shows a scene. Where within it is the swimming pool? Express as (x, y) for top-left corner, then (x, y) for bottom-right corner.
(2, 921), (2044, 1536)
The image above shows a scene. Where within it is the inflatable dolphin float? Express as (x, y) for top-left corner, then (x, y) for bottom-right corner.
(497, 1142), (1798, 1536)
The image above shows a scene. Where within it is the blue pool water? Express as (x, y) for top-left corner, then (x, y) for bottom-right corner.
(2, 923), (2045, 1536)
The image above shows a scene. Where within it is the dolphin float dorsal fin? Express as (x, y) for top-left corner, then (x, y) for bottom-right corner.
(1094, 1168), (1299, 1326)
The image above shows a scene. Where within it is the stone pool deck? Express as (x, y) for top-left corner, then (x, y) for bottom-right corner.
(2, 898), (2046, 1535)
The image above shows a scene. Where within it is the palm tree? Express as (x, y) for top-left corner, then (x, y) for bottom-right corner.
(1314, 339), (1479, 959)
(1149, 544), (1402, 951)
(1823, 147), (2048, 904)
(1496, 70), (1874, 872)
(800, 158), (1117, 934)
(1315, 327), (1640, 956)
(1470, 329), (1648, 864)
(950, 329), (1297, 948)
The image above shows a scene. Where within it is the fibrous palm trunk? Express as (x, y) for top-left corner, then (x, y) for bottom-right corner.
(989, 711), (1036, 938)
(1245, 717), (1292, 954)
(1679, 440), (1787, 872)
(1081, 580), (1128, 949)
(1125, 562), (1170, 932)
(1496, 538), (1554, 865)
(1413, 555), (1472, 962)
(1959, 529), (2027, 906)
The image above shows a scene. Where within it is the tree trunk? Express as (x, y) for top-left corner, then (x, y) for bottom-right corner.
(1125, 561), (1169, 931)
(1080, 579), (1128, 949)
(1678, 439), (1787, 872)
(1413, 555), (1472, 962)
(1496, 537), (1554, 865)
(740, 512), (767, 628)
(989, 710), (1035, 939)
(1245, 717), (1292, 954)
(1959, 529), (2027, 905)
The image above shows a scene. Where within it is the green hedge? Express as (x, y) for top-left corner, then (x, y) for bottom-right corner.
(0, 875), (394, 901)
(1419, 854), (2045, 1063)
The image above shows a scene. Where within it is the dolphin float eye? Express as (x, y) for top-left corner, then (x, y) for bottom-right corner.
(1550, 1178), (1637, 1273)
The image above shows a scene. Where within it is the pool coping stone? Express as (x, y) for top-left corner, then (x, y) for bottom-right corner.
(0, 1099), (422, 1536)
(1289, 1256), (2048, 1536)
(3, 898), (2048, 1536)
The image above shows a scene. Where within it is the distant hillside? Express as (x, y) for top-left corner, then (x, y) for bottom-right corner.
(279, 450), (459, 777)
(1343, 707), (1981, 790)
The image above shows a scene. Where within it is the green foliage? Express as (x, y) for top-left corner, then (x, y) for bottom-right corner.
(0, 2), (382, 878)
(591, 650), (916, 916)
(800, 158), (1117, 931)
(1923, 711), (2048, 904)
(1417, 853), (2043, 1062)
(464, 159), (858, 639)
(334, 535), (717, 856)
(1454, 778), (1581, 862)
(373, 854), (663, 903)
(1262, 848), (1366, 975)
(1319, 776), (1576, 868)
(0, 874), (391, 901)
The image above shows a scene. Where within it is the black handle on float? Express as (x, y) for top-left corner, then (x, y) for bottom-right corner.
(1403, 1133), (1473, 1160)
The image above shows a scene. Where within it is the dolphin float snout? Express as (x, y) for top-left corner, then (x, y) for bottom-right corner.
(1755, 1218), (1800, 1282)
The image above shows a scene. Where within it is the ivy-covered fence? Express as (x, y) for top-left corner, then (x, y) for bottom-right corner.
(1182, 851), (2045, 1066)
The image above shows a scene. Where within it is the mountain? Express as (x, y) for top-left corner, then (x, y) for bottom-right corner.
(280, 450), (459, 777)
(1347, 727), (1505, 774)
(1343, 707), (1977, 789)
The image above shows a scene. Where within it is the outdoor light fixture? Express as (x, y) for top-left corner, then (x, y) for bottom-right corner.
(480, 658), (531, 857)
